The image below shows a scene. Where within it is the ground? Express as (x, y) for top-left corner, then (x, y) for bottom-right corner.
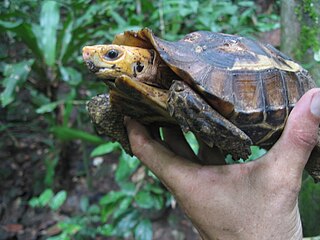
(0, 115), (199, 240)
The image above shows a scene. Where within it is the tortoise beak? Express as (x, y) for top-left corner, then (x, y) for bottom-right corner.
(82, 46), (100, 73)
(84, 60), (99, 73)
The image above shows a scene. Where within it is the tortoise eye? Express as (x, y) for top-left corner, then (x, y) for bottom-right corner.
(104, 49), (119, 60)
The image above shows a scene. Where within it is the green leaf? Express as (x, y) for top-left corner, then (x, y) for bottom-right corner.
(99, 191), (126, 205)
(134, 219), (153, 240)
(144, 183), (164, 195)
(90, 142), (120, 157)
(28, 198), (40, 208)
(39, 0), (60, 66)
(113, 197), (134, 219)
(0, 19), (22, 28)
(51, 126), (105, 144)
(118, 182), (136, 196)
(97, 224), (114, 237)
(39, 188), (54, 207)
(114, 210), (139, 236)
(44, 153), (59, 187)
(28, 85), (51, 107)
(49, 190), (67, 210)
(249, 146), (266, 160)
(80, 196), (89, 212)
(59, 66), (82, 86)
(299, 177), (320, 236)
(1, 60), (34, 107)
(36, 101), (62, 114)
(88, 204), (100, 215)
(314, 50), (320, 62)
(110, 11), (127, 27)
(184, 131), (199, 154)
(151, 194), (164, 210)
(134, 191), (154, 209)
(0, 20), (43, 59)
(100, 203), (117, 222)
(57, 221), (81, 235)
(115, 152), (140, 183)
(59, 15), (74, 62)
(74, 3), (103, 29)
(47, 232), (70, 240)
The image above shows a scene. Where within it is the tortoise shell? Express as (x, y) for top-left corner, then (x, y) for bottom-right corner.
(112, 28), (315, 147)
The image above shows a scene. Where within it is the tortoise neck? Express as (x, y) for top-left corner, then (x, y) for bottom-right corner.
(155, 54), (180, 89)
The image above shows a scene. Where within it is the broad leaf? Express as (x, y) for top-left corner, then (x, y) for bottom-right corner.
(36, 101), (62, 114)
(314, 50), (320, 62)
(49, 190), (67, 210)
(51, 126), (104, 144)
(39, 188), (54, 207)
(134, 191), (154, 209)
(115, 152), (140, 183)
(90, 142), (120, 157)
(59, 15), (74, 62)
(114, 210), (139, 236)
(134, 219), (153, 240)
(1, 60), (34, 107)
(0, 20), (43, 59)
(39, 0), (60, 66)
(97, 224), (114, 237)
(99, 191), (126, 205)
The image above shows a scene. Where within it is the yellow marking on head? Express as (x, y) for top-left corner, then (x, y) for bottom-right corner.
(82, 44), (155, 79)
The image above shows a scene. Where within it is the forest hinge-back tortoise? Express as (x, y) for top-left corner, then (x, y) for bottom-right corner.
(82, 28), (320, 182)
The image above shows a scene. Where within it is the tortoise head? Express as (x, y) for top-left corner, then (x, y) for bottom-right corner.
(82, 44), (158, 81)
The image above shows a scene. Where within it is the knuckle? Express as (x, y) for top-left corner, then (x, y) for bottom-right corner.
(130, 137), (149, 157)
(128, 131), (148, 154)
(290, 128), (318, 149)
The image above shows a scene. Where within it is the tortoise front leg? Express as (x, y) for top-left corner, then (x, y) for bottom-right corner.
(167, 81), (253, 160)
(87, 93), (132, 154)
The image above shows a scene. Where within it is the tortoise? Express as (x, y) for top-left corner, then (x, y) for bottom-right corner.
(82, 28), (320, 182)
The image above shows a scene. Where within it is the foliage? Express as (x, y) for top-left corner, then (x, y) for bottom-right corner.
(1, 0), (319, 239)
(295, 0), (320, 62)
(29, 188), (67, 211)
(300, 176), (320, 236)
(225, 146), (267, 164)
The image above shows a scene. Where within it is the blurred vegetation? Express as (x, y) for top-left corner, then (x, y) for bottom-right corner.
(0, 0), (319, 239)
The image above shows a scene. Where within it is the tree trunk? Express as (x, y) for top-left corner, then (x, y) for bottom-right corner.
(281, 0), (320, 85)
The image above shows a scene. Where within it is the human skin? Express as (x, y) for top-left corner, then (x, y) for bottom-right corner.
(125, 88), (320, 240)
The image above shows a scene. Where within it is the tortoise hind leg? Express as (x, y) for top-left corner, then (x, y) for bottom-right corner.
(167, 81), (253, 161)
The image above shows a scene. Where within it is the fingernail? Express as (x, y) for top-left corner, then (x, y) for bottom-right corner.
(310, 91), (320, 117)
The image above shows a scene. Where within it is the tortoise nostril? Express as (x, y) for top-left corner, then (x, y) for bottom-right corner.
(82, 47), (92, 60)
(82, 51), (90, 60)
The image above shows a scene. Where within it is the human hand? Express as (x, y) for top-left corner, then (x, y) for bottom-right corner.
(125, 88), (320, 240)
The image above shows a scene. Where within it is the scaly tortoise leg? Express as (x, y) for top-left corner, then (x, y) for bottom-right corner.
(87, 93), (132, 154)
(86, 75), (172, 155)
(167, 80), (253, 160)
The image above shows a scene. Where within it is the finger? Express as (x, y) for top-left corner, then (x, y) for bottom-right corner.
(266, 88), (320, 181)
(125, 118), (200, 191)
(162, 127), (199, 162)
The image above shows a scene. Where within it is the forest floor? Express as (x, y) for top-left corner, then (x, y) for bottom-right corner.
(0, 119), (199, 240)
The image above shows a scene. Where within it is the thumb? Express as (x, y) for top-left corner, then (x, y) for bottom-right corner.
(267, 88), (320, 180)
